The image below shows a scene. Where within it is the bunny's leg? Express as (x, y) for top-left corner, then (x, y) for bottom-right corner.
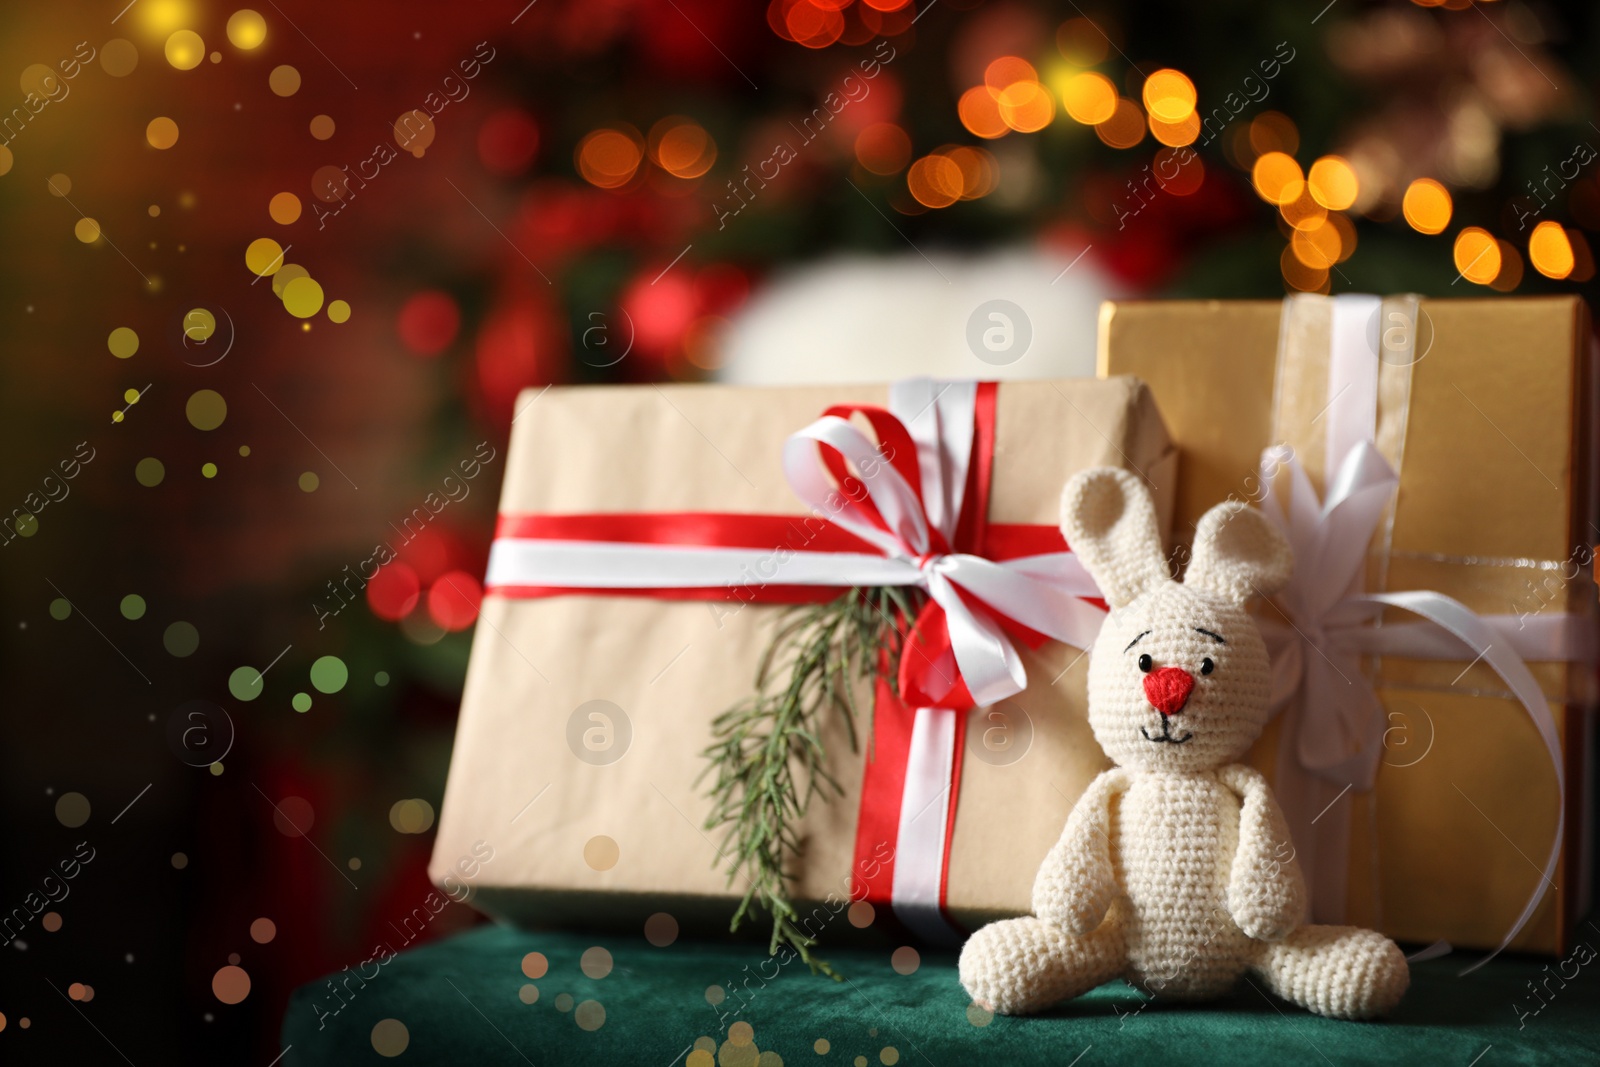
(959, 916), (1125, 1016)
(1250, 924), (1408, 1019)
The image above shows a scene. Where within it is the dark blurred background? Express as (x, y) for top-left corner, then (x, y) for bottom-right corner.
(2, 0), (1597, 1060)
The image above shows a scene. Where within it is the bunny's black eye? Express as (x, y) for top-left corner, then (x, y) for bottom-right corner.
(1200, 657), (1214, 675)
(1137, 653), (1153, 673)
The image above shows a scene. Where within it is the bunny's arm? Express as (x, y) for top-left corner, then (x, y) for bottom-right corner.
(1032, 767), (1129, 934)
(1218, 764), (1307, 942)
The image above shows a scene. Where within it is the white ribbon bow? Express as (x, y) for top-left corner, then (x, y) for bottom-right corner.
(781, 384), (1105, 706)
(1257, 441), (1569, 972)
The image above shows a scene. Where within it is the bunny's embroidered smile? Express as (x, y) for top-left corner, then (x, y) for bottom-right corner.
(958, 467), (1410, 1022)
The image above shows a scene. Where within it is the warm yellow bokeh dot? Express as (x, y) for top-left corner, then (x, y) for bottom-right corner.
(309, 114), (336, 140)
(283, 276), (325, 318)
(108, 327), (139, 358)
(165, 30), (205, 70)
(101, 39), (139, 77)
(1061, 72), (1117, 125)
(0, 145), (12, 176)
(209, 51), (222, 64)
(1401, 178), (1452, 235)
(185, 308), (216, 341)
(272, 263), (310, 296)
(269, 64), (301, 97)
(1529, 220), (1575, 279)
(1142, 68), (1196, 123)
(984, 55), (1037, 95)
(227, 10), (267, 49)
(186, 389), (227, 430)
(577, 128), (643, 189)
(815, 1039), (831, 1054)
(21, 64), (59, 96)
(1453, 227), (1501, 285)
(944, 146), (997, 200)
(269, 192), (302, 224)
(1306, 156), (1358, 211)
(147, 117), (180, 150)
(47, 173), (70, 197)
(1251, 151), (1302, 205)
(299, 471), (320, 492)
(245, 237), (285, 276)
(75, 218), (101, 243)
(124, 388), (142, 404)
(202, 462), (217, 478)
(327, 299), (351, 323)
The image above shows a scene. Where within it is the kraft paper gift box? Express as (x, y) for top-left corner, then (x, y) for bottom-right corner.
(1100, 293), (1597, 955)
(431, 378), (1175, 939)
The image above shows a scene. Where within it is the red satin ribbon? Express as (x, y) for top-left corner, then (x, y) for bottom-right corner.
(487, 382), (1075, 926)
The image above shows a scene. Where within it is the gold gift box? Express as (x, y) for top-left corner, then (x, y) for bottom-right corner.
(1100, 295), (1596, 954)
(431, 379), (1174, 934)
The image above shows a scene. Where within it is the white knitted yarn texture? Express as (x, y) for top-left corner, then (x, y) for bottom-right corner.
(958, 468), (1409, 1020)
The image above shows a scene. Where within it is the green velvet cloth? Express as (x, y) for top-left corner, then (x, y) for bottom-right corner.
(282, 924), (1600, 1065)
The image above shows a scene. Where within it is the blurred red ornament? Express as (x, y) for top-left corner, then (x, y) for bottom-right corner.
(621, 270), (698, 355)
(478, 109), (540, 177)
(394, 526), (455, 585)
(366, 562), (421, 621)
(475, 288), (565, 422)
(397, 291), (461, 357)
(428, 570), (483, 631)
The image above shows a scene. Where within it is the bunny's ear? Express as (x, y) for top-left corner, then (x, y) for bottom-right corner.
(1059, 467), (1169, 609)
(1185, 501), (1293, 605)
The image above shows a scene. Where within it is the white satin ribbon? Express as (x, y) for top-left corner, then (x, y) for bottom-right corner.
(1263, 294), (1581, 972)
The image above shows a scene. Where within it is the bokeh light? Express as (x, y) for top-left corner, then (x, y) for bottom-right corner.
(907, 154), (963, 208)
(269, 192), (302, 224)
(1094, 98), (1146, 149)
(1402, 178), (1452, 234)
(1141, 69), (1196, 123)
(648, 117), (717, 179)
(1528, 220), (1574, 279)
(577, 128), (644, 189)
(165, 31), (205, 71)
(1251, 151), (1302, 205)
(1306, 156), (1358, 210)
(1061, 72), (1116, 126)
(957, 87), (1008, 140)
(227, 10), (267, 49)
(269, 65), (301, 97)
(1453, 227), (1501, 285)
(245, 238), (285, 276)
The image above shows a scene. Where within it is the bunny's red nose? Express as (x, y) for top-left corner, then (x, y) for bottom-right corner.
(1143, 667), (1194, 716)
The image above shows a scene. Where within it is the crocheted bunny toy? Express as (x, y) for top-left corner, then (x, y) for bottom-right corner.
(959, 468), (1409, 1020)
